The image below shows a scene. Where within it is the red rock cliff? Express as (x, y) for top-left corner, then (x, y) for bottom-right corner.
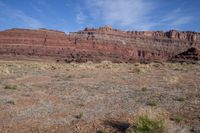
(0, 26), (199, 62)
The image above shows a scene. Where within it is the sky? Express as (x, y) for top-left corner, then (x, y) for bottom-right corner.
(0, 0), (199, 32)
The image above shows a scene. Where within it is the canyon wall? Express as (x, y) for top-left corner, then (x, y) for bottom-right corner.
(0, 26), (199, 62)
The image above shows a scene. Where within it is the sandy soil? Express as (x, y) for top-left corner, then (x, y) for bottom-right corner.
(0, 60), (200, 133)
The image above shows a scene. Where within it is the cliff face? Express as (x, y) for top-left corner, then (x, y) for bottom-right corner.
(172, 47), (200, 62)
(0, 26), (199, 62)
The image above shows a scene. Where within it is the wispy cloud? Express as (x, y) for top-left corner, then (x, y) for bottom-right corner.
(74, 4), (87, 24)
(0, 1), (43, 29)
(160, 8), (193, 27)
(85, 0), (152, 27)
(83, 0), (194, 30)
(171, 17), (193, 26)
(12, 10), (43, 28)
(76, 11), (87, 24)
(0, 0), (196, 31)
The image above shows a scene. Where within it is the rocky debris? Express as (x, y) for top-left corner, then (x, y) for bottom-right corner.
(0, 26), (200, 62)
(0, 61), (200, 132)
(172, 47), (200, 62)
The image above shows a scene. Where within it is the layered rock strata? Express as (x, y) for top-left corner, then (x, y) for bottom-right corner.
(0, 26), (199, 62)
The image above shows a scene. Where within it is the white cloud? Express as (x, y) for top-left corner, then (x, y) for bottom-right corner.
(162, 9), (193, 27)
(156, 8), (194, 30)
(74, 4), (87, 24)
(12, 10), (43, 28)
(171, 17), (193, 26)
(84, 0), (193, 30)
(0, 1), (43, 29)
(76, 11), (87, 24)
(0, 0), (195, 31)
(85, 0), (152, 27)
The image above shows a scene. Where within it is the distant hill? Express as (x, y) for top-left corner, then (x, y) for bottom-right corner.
(0, 26), (200, 62)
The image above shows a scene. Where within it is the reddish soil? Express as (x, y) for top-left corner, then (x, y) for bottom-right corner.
(0, 59), (200, 133)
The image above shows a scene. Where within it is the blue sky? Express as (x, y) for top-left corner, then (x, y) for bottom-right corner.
(0, 0), (199, 32)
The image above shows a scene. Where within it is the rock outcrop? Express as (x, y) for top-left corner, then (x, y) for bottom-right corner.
(0, 26), (199, 62)
(172, 47), (200, 62)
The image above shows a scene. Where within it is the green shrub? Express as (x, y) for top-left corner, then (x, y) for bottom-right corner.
(6, 100), (15, 105)
(146, 101), (157, 106)
(4, 85), (17, 90)
(141, 87), (147, 92)
(137, 116), (164, 133)
(153, 63), (161, 68)
(127, 115), (165, 133)
(173, 115), (184, 123)
(174, 97), (185, 102)
(77, 112), (84, 119)
(100, 130), (110, 133)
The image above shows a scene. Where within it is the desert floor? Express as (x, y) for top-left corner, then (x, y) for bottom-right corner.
(0, 60), (200, 133)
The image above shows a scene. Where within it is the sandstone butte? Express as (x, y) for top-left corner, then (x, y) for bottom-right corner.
(0, 26), (199, 63)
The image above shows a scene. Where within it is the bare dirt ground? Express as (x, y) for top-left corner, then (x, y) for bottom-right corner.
(0, 60), (200, 133)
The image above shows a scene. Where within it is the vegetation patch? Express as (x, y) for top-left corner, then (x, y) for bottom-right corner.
(76, 112), (84, 119)
(6, 100), (15, 105)
(4, 85), (17, 90)
(126, 115), (165, 133)
(141, 87), (147, 92)
(152, 63), (161, 68)
(173, 96), (185, 102)
(99, 130), (110, 133)
(146, 101), (157, 106)
(126, 108), (168, 133)
(171, 115), (184, 123)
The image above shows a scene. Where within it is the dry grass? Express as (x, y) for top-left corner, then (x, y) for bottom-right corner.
(126, 108), (169, 133)
(126, 107), (190, 133)
(0, 60), (199, 133)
